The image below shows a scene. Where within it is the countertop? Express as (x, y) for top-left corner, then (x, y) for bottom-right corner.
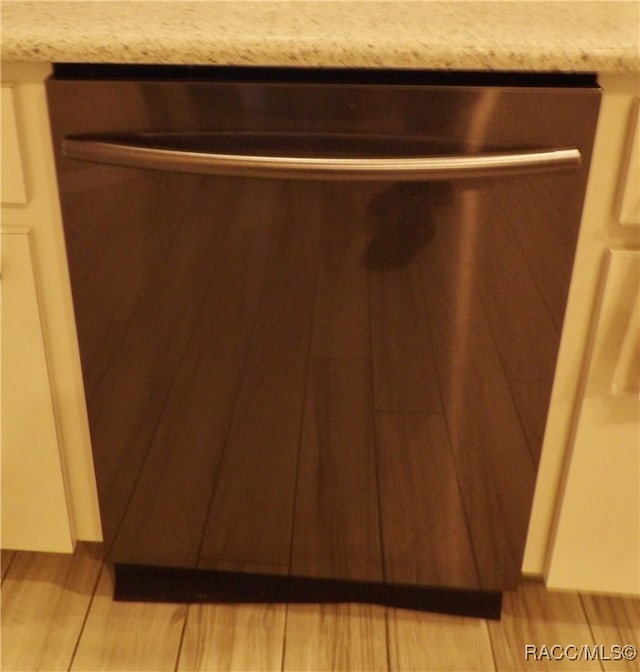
(2, 1), (639, 72)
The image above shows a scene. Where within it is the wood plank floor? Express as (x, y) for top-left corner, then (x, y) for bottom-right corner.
(2, 544), (639, 672)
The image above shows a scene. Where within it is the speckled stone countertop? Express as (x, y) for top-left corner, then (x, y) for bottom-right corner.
(2, 1), (639, 72)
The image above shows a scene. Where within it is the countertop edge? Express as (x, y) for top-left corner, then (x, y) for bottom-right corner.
(2, 1), (639, 73)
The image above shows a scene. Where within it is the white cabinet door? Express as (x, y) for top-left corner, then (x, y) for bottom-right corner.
(547, 249), (640, 595)
(1, 62), (102, 546)
(1, 228), (74, 552)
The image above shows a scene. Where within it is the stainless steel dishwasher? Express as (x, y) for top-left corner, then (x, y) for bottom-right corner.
(47, 65), (599, 618)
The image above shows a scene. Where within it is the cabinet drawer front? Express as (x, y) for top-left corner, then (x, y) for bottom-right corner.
(1, 229), (74, 552)
(590, 249), (640, 397)
(619, 101), (640, 227)
(1, 86), (28, 205)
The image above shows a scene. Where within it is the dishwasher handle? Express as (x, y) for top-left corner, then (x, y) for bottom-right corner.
(62, 134), (582, 181)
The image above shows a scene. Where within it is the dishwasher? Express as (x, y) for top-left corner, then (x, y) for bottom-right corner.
(46, 65), (600, 618)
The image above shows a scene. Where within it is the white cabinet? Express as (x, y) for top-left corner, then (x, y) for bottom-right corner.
(618, 104), (640, 228)
(547, 250), (639, 594)
(1, 86), (27, 204)
(527, 74), (640, 595)
(1, 228), (74, 552)
(1, 62), (102, 551)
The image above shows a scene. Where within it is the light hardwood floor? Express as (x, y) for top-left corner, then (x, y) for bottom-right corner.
(2, 544), (638, 672)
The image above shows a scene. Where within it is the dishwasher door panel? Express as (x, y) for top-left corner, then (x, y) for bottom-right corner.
(46, 68), (600, 614)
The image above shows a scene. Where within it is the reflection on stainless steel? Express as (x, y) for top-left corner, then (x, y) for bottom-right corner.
(448, 88), (497, 464)
(46, 67), (600, 615)
(364, 184), (436, 268)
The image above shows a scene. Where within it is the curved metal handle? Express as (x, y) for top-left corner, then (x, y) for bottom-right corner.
(62, 134), (581, 181)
